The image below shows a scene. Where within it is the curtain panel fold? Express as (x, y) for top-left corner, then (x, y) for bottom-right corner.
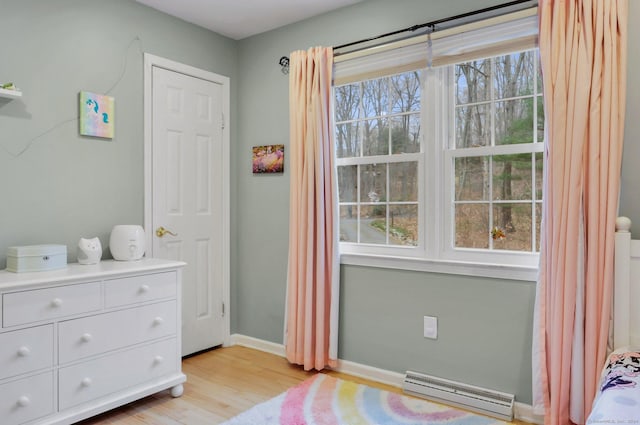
(285, 47), (340, 371)
(533, 1), (628, 424)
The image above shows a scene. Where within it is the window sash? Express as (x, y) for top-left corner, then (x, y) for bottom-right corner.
(445, 150), (543, 256)
(443, 50), (543, 256)
(337, 155), (424, 255)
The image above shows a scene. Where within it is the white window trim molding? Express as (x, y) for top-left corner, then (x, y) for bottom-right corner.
(340, 253), (538, 282)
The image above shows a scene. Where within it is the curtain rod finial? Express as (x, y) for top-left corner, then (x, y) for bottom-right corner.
(279, 56), (290, 75)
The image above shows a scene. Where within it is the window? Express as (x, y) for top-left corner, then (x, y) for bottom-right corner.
(445, 50), (544, 262)
(333, 11), (541, 279)
(335, 72), (422, 251)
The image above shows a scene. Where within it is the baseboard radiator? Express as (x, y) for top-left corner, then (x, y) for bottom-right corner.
(402, 371), (515, 421)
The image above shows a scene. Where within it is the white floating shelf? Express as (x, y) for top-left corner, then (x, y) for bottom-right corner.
(0, 88), (22, 99)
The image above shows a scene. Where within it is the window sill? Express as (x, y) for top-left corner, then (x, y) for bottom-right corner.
(340, 253), (538, 281)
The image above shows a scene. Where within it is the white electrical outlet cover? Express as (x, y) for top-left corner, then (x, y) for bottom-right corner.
(423, 316), (438, 339)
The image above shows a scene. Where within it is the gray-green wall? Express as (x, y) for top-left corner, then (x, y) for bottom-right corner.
(234, 0), (640, 405)
(0, 0), (238, 265)
(3, 0), (639, 408)
(234, 0), (538, 404)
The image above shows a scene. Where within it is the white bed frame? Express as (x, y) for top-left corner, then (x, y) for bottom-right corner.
(614, 216), (640, 348)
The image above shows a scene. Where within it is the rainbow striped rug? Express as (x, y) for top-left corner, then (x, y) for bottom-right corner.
(221, 374), (508, 425)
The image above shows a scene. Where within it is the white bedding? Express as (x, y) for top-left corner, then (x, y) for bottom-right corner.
(587, 348), (640, 424)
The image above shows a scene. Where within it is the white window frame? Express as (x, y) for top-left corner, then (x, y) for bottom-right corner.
(334, 10), (540, 281)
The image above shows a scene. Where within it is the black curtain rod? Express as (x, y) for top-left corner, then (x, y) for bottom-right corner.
(333, 0), (536, 52)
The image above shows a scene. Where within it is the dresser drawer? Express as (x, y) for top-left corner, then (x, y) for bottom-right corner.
(58, 300), (176, 364)
(104, 271), (177, 308)
(0, 324), (53, 380)
(0, 372), (54, 425)
(58, 338), (178, 410)
(2, 282), (101, 327)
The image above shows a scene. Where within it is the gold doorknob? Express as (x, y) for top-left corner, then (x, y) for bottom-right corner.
(156, 226), (177, 238)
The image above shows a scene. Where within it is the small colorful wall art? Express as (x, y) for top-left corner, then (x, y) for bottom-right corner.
(252, 144), (284, 173)
(79, 91), (114, 138)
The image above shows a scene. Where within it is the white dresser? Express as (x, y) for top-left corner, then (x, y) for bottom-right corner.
(0, 258), (186, 425)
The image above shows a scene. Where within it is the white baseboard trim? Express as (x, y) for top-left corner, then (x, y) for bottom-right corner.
(332, 358), (405, 388)
(229, 334), (286, 357)
(229, 334), (540, 424)
(513, 402), (544, 425)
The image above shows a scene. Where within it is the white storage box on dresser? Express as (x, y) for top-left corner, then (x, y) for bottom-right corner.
(6, 245), (67, 273)
(0, 258), (186, 425)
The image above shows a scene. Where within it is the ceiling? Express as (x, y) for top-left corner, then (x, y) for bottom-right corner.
(135, 0), (364, 40)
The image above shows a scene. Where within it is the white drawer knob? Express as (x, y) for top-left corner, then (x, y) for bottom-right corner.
(81, 377), (92, 387)
(139, 284), (151, 293)
(153, 317), (164, 326)
(17, 396), (30, 407)
(17, 346), (31, 357)
(154, 355), (164, 364)
(81, 333), (93, 343)
(51, 298), (63, 308)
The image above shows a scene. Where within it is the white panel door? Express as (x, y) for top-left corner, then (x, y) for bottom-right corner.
(151, 66), (225, 355)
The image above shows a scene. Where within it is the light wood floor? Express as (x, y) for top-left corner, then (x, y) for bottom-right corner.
(78, 345), (531, 424)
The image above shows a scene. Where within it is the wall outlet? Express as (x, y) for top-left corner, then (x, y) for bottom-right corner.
(423, 315), (438, 339)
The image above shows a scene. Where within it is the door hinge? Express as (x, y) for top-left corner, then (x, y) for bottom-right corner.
(221, 112), (225, 130)
(222, 302), (225, 317)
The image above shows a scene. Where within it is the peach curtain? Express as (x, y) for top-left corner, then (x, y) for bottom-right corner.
(533, 1), (627, 424)
(285, 47), (340, 371)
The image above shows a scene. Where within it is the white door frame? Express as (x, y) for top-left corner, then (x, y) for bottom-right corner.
(143, 53), (231, 347)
